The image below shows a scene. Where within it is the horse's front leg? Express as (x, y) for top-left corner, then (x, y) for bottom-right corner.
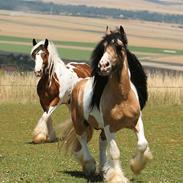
(130, 113), (153, 174)
(32, 105), (57, 144)
(99, 130), (107, 173)
(103, 125), (129, 183)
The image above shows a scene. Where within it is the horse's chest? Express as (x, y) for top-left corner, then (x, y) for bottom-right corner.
(38, 80), (59, 99)
(102, 101), (140, 130)
(46, 85), (58, 97)
(111, 103), (137, 119)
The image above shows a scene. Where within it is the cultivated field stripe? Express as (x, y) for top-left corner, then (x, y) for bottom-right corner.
(1, 35), (183, 55)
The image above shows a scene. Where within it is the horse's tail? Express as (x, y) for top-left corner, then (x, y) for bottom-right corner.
(59, 119), (93, 154)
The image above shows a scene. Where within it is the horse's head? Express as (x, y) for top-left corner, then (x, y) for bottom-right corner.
(31, 39), (49, 77)
(94, 26), (128, 76)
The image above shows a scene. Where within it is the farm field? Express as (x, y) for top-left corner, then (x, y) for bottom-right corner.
(0, 103), (183, 182)
(0, 10), (183, 63)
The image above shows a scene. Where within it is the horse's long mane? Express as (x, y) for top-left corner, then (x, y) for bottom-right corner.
(90, 29), (147, 110)
(127, 50), (148, 109)
(48, 41), (65, 65)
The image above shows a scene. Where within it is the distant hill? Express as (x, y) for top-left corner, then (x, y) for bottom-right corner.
(41, 0), (183, 15)
(0, 0), (183, 24)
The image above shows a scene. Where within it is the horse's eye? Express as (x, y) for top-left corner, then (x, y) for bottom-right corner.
(116, 45), (122, 51)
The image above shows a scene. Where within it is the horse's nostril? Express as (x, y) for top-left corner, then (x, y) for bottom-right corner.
(106, 62), (109, 67)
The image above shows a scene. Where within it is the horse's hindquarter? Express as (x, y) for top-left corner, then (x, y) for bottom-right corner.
(101, 83), (140, 132)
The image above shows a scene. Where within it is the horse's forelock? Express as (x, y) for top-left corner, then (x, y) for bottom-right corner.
(31, 40), (45, 56)
(91, 31), (127, 76)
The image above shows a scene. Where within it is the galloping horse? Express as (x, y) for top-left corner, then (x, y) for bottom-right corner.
(31, 39), (91, 144)
(61, 26), (152, 183)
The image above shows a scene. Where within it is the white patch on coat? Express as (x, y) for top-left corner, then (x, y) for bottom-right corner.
(34, 50), (44, 73)
(82, 77), (105, 128)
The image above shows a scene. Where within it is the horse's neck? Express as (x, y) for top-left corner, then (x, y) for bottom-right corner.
(108, 57), (130, 97)
(47, 54), (67, 85)
(50, 53), (67, 71)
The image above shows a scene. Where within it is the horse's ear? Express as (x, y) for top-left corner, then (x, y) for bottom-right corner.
(106, 26), (111, 35)
(32, 38), (37, 46)
(44, 39), (49, 49)
(119, 25), (125, 35)
(119, 25), (128, 45)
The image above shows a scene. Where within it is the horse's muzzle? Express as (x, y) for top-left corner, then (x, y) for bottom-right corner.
(98, 61), (111, 76)
(34, 70), (43, 77)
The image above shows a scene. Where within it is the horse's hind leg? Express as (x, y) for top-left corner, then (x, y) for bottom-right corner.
(103, 125), (129, 183)
(130, 114), (153, 174)
(74, 125), (96, 176)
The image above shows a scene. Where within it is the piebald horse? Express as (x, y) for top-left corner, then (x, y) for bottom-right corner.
(61, 26), (152, 183)
(31, 39), (91, 144)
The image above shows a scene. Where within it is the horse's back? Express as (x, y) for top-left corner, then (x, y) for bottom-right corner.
(67, 62), (91, 78)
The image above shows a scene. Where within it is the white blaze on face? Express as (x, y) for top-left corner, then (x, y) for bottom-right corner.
(98, 51), (112, 75)
(34, 50), (44, 75)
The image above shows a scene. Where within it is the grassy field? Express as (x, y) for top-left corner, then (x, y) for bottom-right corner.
(0, 103), (183, 182)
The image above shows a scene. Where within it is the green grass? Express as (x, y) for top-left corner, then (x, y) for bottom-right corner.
(0, 35), (96, 48)
(0, 103), (183, 182)
(57, 48), (91, 60)
(0, 43), (91, 60)
(129, 45), (183, 55)
(0, 35), (183, 61)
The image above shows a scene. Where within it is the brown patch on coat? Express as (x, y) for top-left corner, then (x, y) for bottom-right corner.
(37, 73), (60, 112)
(70, 63), (91, 78)
(70, 79), (88, 136)
(41, 48), (49, 67)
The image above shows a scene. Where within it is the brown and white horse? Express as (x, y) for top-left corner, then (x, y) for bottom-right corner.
(61, 26), (152, 183)
(30, 39), (91, 144)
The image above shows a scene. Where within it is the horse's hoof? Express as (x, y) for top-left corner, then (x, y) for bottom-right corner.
(130, 147), (153, 174)
(83, 159), (96, 176)
(32, 133), (48, 144)
(103, 168), (129, 183)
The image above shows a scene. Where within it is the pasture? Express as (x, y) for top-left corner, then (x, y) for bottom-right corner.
(0, 73), (183, 182)
(0, 103), (183, 182)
